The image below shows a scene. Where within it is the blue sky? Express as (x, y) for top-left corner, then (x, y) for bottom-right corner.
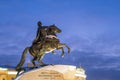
(0, 0), (120, 80)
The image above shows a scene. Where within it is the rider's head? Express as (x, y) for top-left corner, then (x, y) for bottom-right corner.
(37, 21), (42, 27)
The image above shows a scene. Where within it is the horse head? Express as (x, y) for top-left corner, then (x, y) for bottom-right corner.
(48, 24), (61, 34)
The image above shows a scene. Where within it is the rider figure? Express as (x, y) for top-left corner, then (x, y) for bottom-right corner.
(32, 21), (48, 45)
(32, 21), (59, 45)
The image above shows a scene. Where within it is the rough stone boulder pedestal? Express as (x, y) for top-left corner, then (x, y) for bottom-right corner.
(15, 65), (86, 80)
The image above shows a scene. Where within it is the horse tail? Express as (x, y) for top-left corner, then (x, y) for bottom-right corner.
(16, 47), (30, 71)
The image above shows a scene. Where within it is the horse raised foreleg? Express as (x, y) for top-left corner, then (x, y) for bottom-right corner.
(58, 43), (71, 54)
(64, 44), (70, 53)
(57, 47), (65, 57)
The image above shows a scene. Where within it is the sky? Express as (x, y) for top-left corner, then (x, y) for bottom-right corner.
(0, 0), (120, 80)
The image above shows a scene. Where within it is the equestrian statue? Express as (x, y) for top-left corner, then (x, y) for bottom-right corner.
(16, 21), (70, 74)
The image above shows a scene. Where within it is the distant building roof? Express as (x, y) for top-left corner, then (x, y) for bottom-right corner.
(0, 67), (8, 70)
(0, 67), (17, 75)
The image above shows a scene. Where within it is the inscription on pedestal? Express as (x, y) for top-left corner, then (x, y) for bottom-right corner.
(38, 70), (64, 80)
(19, 70), (64, 80)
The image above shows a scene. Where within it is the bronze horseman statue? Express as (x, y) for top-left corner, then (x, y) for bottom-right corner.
(16, 21), (71, 74)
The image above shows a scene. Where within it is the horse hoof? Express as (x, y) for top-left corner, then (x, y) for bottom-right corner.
(68, 49), (70, 53)
(40, 64), (48, 67)
(61, 54), (64, 58)
(35, 66), (38, 68)
(68, 51), (70, 53)
(49, 64), (54, 66)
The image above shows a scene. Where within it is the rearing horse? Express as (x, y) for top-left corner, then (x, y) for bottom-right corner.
(16, 25), (70, 72)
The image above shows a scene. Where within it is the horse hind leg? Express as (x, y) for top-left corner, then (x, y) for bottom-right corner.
(16, 47), (29, 71)
(31, 56), (38, 68)
(38, 54), (48, 67)
(16, 67), (25, 77)
(31, 54), (47, 68)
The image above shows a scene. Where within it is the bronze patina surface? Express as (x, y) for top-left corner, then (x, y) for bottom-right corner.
(16, 22), (70, 75)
